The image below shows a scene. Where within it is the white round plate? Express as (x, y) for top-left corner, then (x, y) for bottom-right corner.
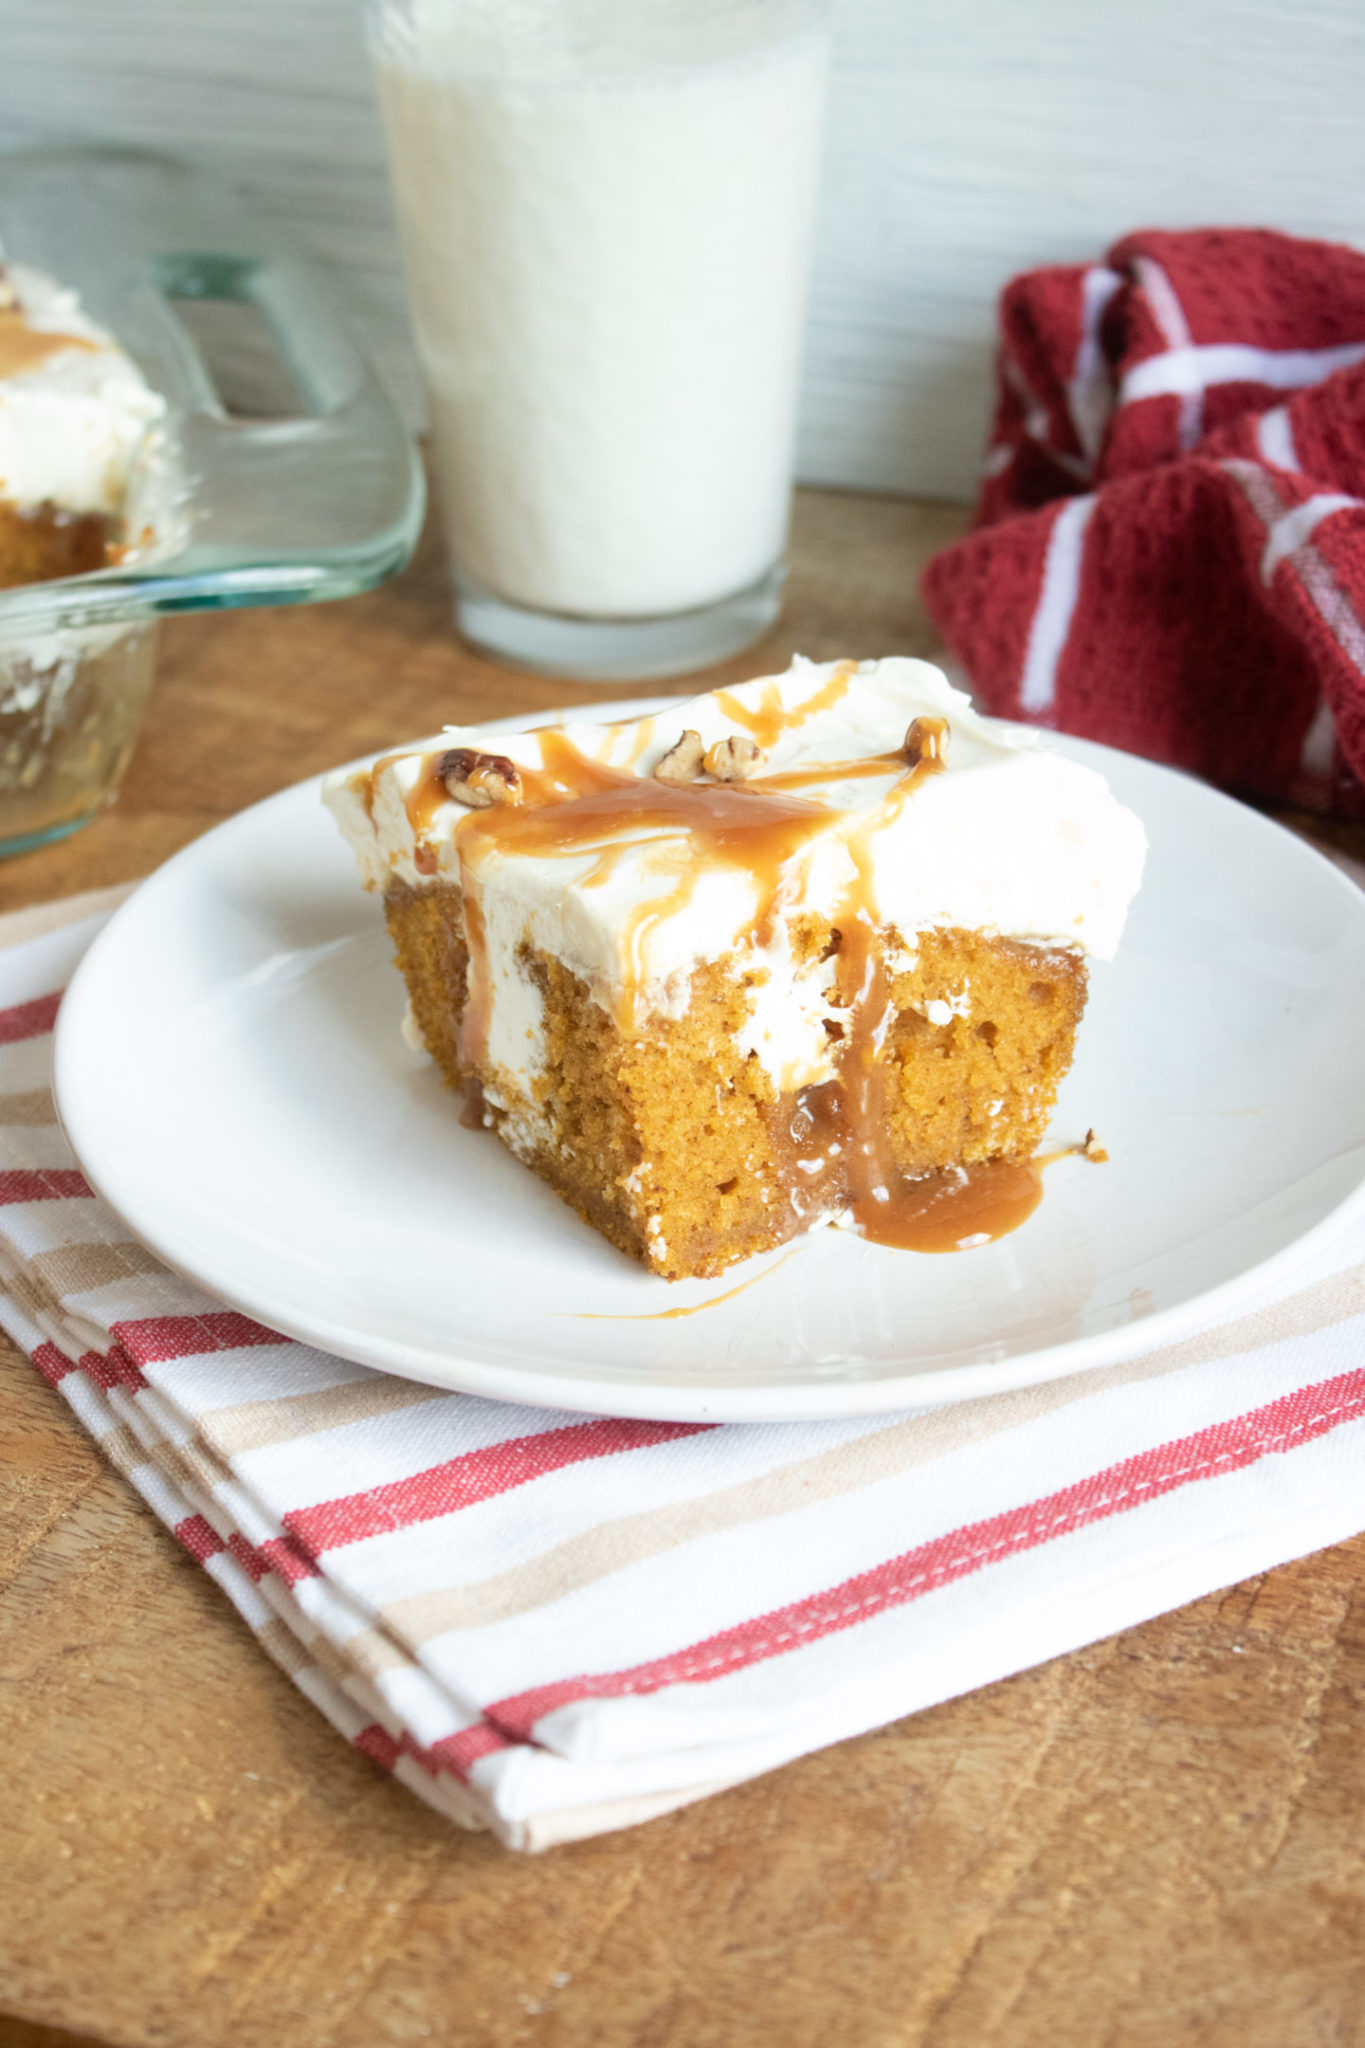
(54, 703), (1365, 1422)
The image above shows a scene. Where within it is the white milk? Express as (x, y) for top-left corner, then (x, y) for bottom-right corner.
(372, 1), (828, 619)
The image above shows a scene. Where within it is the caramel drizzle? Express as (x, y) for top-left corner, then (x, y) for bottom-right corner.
(712, 659), (855, 748)
(774, 723), (1063, 1253)
(452, 731), (834, 1048)
(0, 308), (98, 379)
(572, 1251), (797, 1320)
(716, 659), (855, 749)
(748, 753), (906, 796)
(617, 713), (659, 769)
(457, 876), (491, 1072)
(382, 686), (1047, 1256)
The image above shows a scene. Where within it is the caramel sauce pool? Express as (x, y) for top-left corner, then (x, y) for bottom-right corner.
(858, 1158), (1044, 1253)
(379, 696), (1060, 1260)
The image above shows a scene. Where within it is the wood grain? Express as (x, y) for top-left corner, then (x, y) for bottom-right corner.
(1, 0), (1363, 497)
(3, 487), (1365, 2047)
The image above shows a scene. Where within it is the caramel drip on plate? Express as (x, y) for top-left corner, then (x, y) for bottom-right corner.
(391, 695), (1048, 1257)
(573, 1252), (796, 1320)
(0, 309), (98, 378)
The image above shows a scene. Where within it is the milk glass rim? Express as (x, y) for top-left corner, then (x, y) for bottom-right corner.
(364, 0), (832, 78)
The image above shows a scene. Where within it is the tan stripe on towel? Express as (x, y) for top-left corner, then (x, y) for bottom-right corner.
(99, 1422), (147, 1477)
(258, 1616), (312, 1680)
(114, 1427), (222, 1511)
(339, 1623), (410, 1680)
(163, 1431), (235, 1503)
(1, 1263), (73, 1339)
(309, 1625), (382, 1698)
(32, 1240), (165, 1298)
(199, 1371), (450, 1458)
(0, 1089), (57, 1126)
(0, 1242), (165, 1362)
(373, 1258), (1365, 1646)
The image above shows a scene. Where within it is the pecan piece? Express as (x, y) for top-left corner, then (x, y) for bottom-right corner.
(704, 735), (764, 781)
(904, 716), (950, 771)
(437, 746), (523, 808)
(654, 729), (705, 785)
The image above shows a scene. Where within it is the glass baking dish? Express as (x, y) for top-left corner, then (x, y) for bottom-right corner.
(0, 146), (424, 853)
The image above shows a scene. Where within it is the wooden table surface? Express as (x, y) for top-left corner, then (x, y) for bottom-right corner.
(4, 489), (1365, 2048)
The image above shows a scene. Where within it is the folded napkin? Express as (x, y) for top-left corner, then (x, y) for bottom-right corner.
(922, 227), (1365, 817)
(9, 892), (1365, 1852)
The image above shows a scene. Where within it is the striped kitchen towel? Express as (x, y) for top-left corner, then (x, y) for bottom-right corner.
(922, 227), (1365, 818)
(8, 886), (1365, 1852)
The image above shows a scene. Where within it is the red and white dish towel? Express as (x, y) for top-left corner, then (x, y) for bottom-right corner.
(8, 890), (1365, 1852)
(922, 227), (1365, 817)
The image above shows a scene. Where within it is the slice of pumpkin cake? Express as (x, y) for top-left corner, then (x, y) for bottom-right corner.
(324, 657), (1146, 1279)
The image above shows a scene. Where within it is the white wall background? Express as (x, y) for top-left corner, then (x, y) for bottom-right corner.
(1, 0), (1362, 500)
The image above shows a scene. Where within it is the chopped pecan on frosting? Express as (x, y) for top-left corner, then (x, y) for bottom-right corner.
(704, 735), (764, 781)
(654, 730), (705, 785)
(438, 747), (523, 808)
(904, 716), (950, 771)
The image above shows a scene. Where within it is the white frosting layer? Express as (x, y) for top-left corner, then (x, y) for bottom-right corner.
(325, 657), (1147, 1099)
(0, 259), (166, 516)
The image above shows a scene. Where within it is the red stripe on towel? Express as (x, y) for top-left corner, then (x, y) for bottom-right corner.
(0, 990), (61, 1043)
(353, 1723), (403, 1771)
(253, 1534), (321, 1586)
(0, 1167), (92, 1204)
(226, 1533), (271, 1583)
(79, 1343), (148, 1393)
(488, 1366), (1365, 1737)
(175, 1513), (225, 1563)
(430, 1722), (516, 1776)
(33, 1341), (143, 1394)
(354, 1720), (509, 1784)
(112, 1310), (287, 1364)
(30, 1339), (75, 1385)
(283, 1418), (713, 1555)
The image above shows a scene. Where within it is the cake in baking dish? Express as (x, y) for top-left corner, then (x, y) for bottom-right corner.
(0, 255), (165, 590)
(324, 657), (1146, 1280)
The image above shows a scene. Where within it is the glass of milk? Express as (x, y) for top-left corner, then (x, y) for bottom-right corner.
(367, 0), (830, 680)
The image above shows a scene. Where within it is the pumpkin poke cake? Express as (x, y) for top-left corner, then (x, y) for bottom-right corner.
(324, 658), (1146, 1279)
(0, 253), (165, 589)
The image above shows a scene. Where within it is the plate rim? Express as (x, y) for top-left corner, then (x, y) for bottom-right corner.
(52, 703), (1365, 1422)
